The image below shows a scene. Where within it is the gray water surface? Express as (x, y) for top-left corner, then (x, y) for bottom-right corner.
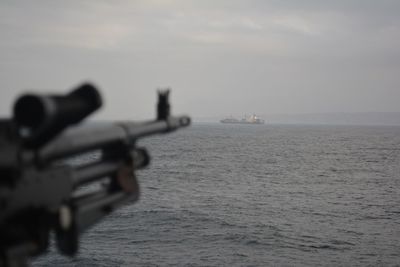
(33, 124), (400, 266)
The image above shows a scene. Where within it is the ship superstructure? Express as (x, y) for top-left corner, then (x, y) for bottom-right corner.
(220, 114), (265, 124)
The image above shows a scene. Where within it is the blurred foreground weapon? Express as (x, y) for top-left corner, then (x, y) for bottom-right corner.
(0, 83), (190, 266)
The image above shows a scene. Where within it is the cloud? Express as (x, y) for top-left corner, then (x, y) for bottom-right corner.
(0, 1), (400, 118)
(271, 15), (320, 35)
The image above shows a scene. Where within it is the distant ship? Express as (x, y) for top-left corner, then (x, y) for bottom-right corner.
(220, 114), (265, 124)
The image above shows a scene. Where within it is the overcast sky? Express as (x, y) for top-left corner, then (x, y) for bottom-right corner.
(0, 0), (399, 120)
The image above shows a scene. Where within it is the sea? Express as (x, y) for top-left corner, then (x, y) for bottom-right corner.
(33, 123), (400, 266)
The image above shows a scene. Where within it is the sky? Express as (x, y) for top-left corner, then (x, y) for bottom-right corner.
(0, 0), (399, 120)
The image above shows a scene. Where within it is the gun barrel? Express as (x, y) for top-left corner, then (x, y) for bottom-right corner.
(121, 116), (190, 139)
(38, 116), (190, 164)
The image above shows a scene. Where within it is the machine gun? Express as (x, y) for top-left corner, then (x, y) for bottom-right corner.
(0, 83), (190, 266)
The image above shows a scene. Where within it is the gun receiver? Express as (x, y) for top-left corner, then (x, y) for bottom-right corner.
(0, 83), (190, 266)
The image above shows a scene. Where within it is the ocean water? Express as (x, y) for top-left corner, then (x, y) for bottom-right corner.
(33, 123), (400, 266)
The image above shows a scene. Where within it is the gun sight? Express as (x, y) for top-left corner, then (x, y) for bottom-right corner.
(13, 83), (102, 149)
